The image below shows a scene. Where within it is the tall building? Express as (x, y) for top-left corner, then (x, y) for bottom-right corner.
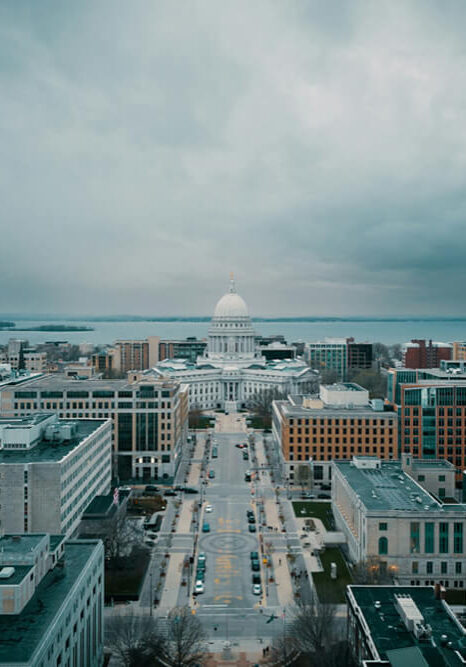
(347, 339), (373, 371)
(0, 414), (112, 536)
(403, 339), (452, 369)
(333, 456), (465, 588)
(272, 383), (397, 485)
(0, 534), (104, 667)
(6, 339), (28, 370)
(306, 338), (348, 380)
(114, 336), (160, 372)
(153, 278), (318, 411)
(387, 367), (466, 480)
(159, 338), (207, 363)
(0, 375), (189, 482)
(347, 585), (466, 667)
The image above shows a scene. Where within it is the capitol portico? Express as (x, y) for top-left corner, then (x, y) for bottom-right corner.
(151, 278), (318, 411)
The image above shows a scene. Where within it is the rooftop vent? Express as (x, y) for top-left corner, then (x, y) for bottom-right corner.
(394, 594), (424, 633)
(0, 566), (15, 579)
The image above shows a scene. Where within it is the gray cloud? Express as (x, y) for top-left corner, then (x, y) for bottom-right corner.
(1, 0), (466, 316)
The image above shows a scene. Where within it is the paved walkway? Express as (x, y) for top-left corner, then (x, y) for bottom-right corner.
(159, 552), (185, 611)
(215, 413), (248, 433)
(178, 499), (195, 533)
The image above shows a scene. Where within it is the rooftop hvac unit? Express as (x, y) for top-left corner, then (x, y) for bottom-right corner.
(0, 567), (15, 579)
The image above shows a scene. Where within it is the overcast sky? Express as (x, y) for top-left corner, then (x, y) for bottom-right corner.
(1, 1), (466, 317)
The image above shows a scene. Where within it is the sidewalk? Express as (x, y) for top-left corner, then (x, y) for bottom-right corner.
(178, 499), (195, 533)
(159, 552), (185, 611)
(215, 413), (248, 433)
(271, 553), (294, 607)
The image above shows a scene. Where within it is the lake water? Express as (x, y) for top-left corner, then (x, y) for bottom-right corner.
(1, 319), (466, 346)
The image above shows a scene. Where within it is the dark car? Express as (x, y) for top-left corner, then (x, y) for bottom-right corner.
(247, 510), (254, 518)
(196, 569), (205, 582)
(242, 452), (249, 460)
(252, 573), (261, 584)
(163, 489), (177, 496)
(321, 483), (331, 491)
(248, 524), (257, 533)
(251, 559), (260, 572)
(318, 493), (330, 499)
(248, 515), (256, 524)
(184, 487), (199, 494)
(250, 551), (259, 561)
(208, 470), (215, 479)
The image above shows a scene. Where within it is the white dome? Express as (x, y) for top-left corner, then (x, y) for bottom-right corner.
(213, 278), (249, 318)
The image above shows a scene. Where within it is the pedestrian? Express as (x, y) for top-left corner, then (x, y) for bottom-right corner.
(279, 558), (282, 565)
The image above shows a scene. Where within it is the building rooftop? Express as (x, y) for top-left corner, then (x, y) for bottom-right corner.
(335, 460), (442, 512)
(0, 534), (47, 558)
(0, 540), (101, 664)
(1, 373), (179, 393)
(0, 563), (33, 586)
(348, 586), (466, 667)
(0, 419), (107, 463)
(277, 397), (395, 419)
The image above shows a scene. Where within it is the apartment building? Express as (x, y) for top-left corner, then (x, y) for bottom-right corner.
(453, 341), (466, 361)
(272, 383), (397, 484)
(333, 456), (466, 588)
(0, 413), (112, 537)
(0, 534), (104, 667)
(0, 373), (189, 482)
(403, 339), (452, 369)
(114, 336), (160, 372)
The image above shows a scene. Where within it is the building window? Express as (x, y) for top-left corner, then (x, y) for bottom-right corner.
(378, 537), (388, 555)
(418, 475), (425, 482)
(412, 561), (418, 574)
(424, 522), (434, 553)
(441, 561), (448, 574)
(426, 561), (433, 574)
(455, 562), (462, 575)
(379, 523), (387, 531)
(410, 522), (420, 553)
(454, 523), (463, 554)
(439, 523), (449, 554)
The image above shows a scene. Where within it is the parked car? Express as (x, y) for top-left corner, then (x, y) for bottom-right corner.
(318, 493), (330, 499)
(301, 493), (315, 499)
(208, 470), (215, 479)
(194, 581), (204, 595)
(196, 569), (205, 582)
(242, 452), (249, 460)
(252, 584), (262, 595)
(252, 573), (261, 584)
(248, 524), (256, 533)
(184, 487), (199, 494)
(235, 443), (244, 449)
(250, 551), (259, 561)
(198, 553), (206, 566)
(205, 504), (213, 513)
(202, 522), (210, 533)
(144, 539), (156, 547)
(321, 483), (331, 491)
(251, 560), (260, 572)
(164, 489), (177, 496)
(248, 515), (256, 524)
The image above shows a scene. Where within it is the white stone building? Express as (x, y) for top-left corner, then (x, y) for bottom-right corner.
(0, 533), (104, 667)
(0, 413), (112, 537)
(152, 278), (318, 411)
(332, 456), (466, 589)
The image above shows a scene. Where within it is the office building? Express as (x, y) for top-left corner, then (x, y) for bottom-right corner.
(347, 339), (373, 371)
(333, 456), (466, 588)
(306, 338), (348, 380)
(153, 278), (317, 411)
(159, 338), (207, 363)
(403, 339), (452, 369)
(0, 413), (112, 537)
(272, 383), (397, 484)
(347, 585), (466, 667)
(0, 533), (104, 667)
(387, 367), (466, 480)
(24, 349), (48, 373)
(0, 375), (189, 482)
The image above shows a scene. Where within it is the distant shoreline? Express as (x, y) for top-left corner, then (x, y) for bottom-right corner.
(0, 316), (465, 324)
(0, 325), (94, 332)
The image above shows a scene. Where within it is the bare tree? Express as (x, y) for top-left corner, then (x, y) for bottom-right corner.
(247, 388), (287, 428)
(106, 612), (163, 667)
(188, 404), (204, 429)
(290, 594), (339, 655)
(352, 555), (394, 585)
(87, 510), (141, 568)
(161, 606), (207, 667)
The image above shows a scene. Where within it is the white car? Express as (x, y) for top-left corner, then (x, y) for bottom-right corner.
(252, 584), (262, 595)
(194, 581), (205, 595)
(205, 504), (213, 513)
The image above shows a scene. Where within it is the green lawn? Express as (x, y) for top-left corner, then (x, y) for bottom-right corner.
(312, 547), (352, 604)
(292, 501), (335, 530)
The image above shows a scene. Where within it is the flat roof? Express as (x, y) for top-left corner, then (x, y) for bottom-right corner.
(0, 420), (107, 463)
(0, 564), (33, 586)
(349, 586), (466, 666)
(335, 460), (443, 512)
(0, 534), (47, 557)
(1, 373), (179, 392)
(0, 540), (101, 664)
(277, 397), (395, 419)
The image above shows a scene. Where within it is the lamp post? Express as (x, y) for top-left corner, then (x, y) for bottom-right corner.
(150, 570), (153, 616)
